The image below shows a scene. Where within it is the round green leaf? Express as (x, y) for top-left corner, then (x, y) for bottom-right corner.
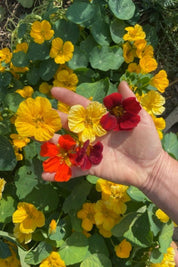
(68, 46), (88, 70)
(54, 19), (80, 44)
(108, 0), (135, 20)
(39, 58), (58, 81)
(110, 19), (127, 44)
(5, 92), (23, 112)
(89, 46), (124, 71)
(27, 42), (50, 61)
(80, 253), (112, 267)
(26, 66), (40, 85)
(17, 0), (34, 8)
(12, 51), (29, 67)
(25, 241), (52, 265)
(91, 17), (112, 46)
(0, 195), (16, 223)
(59, 232), (89, 265)
(0, 135), (17, 171)
(0, 72), (12, 88)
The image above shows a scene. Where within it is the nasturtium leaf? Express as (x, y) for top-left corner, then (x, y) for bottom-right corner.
(66, 1), (96, 25)
(86, 175), (99, 184)
(0, 135), (17, 171)
(76, 78), (109, 103)
(127, 186), (150, 202)
(59, 232), (88, 265)
(5, 92), (23, 112)
(150, 248), (164, 264)
(54, 19), (80, 44)
(17, 23), (27, 39)
(26, 66), (40, 85)
(67, 46), (88, 70)
(88, 234), (109, 257)
(0, 195), (16, 223)
(162, 132), (178, 160)
(89, 46), (124, 71)
(27, 42), (50, 61)
(158, 221), (174, 253)
(0, 240), (11, 259)
(23, 140), (41, 160)
(24, 183), (59, 213)
(63, 180), (92, 213)
(91, 15), (112, 46)
(68, 209), (83, 232)
(17, 247), (30, 267)
(0, 72), (12, 88)
(12, 51), (29, 67)
(80, 35), (97, 60)
(15, 166), (38, 199)
(112, 212), (138, 237)
(108, 0), (135, 20)
(25, 241), (52, 265)
(110, 19), (127, 44)
(39, 58), (58, 81)
(80, 253), (112, 267)
(124, 212), (153, 247)
(17, 0), (34, 8)
(147, 203), (162, 236)
(49, 225), (66, 242)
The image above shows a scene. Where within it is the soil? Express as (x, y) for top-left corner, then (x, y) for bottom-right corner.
(0, 0), (178, 132)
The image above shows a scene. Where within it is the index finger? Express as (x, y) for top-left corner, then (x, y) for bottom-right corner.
(51, 87), (90, 108)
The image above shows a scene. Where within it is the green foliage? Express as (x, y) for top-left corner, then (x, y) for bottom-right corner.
(0, 135), (17, 171)
(162, 132), (178, 159)
(17, 0), (34, 8)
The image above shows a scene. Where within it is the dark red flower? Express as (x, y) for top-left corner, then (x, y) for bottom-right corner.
(100, 92), (141, 131)
(40, 134), (76, 182)
(75, 140), (103, 170)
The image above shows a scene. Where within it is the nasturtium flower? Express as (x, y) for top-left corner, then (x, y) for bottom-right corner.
(150, 247), (175, 266)
(100, 92), (141, 131)
(39, 82), (52, 95)
(127, 62), (141, 73)
(139, 56), (158, 73)
(77, 202), (96, 231)
(57, 101), (70, 114)
(40, 134), (77, 182)
(50, 37), (74, 64)
(0, 241), (21, 267)
(94, 199), (120, 231)
(53, 69), (78, 91)
(75, 140), (103, 170)
(150, 115), (166, 139)
(0, 47), (12, 63)
(15, 96), (62, 141)
(155, 209), (170, 223)
(123, 42), (135, 63)
(115, 239), (132, 258)
(135, 40), (154, 59)
(13, 42), (28, 53)
(140, 91), (165, 115)
(40, 251), (66, 267)
(12, 202), (45, 234)
(30, 20), (54, 44)
(16, 85), (34, 98)
(150, 70), (169, 93)
(97, 224), (112, 238)
(10, 133), (30, 149)
(123, 24), (146, 41)
(68, 102), (107, 143)
(0, 178), (6, 200)
(10, 62), (29, 74)
(49, 219), (57, 234)
(14, 146), (23, 161)
(13, 223), (32, 244)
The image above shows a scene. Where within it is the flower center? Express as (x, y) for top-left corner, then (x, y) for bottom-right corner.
(58, 147), (72, 167)
(111, 105), (124, 117)
(33, 116), (44, 128)
(85, 115), (93, 126)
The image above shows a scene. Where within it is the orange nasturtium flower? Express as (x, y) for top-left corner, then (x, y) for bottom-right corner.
(16, 85), (34, 98)
(77, 202), (96, 232)
(50, 37), (74, 64)
(40, 134), (77, 182)
(68, 102), (107, 143)
(12, 202), (45, 234)
(150, 70), (169, 93)
(15, 96), (62, 141)
(123, 24), (146, 41)
(30, 20), (54, 44)
(139, 55), (158, 73)
(40, 251), (66, 267)
(115, 239), (132, 258)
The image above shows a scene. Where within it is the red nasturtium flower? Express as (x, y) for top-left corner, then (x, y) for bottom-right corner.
(40, 134), (76, 182)
(100, 92), (141, 131)
(75, 140), (103, 170)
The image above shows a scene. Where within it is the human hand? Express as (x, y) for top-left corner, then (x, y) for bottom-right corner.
(42, 81), (163, 189)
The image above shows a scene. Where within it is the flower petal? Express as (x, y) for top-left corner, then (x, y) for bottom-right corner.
(43, 156), (61, 173)
(54, 163), (72, 182)
(40, 142), (59, 157)
(58, 134), (76, 151)
(103, 93), (122, 110)
(100, 113), (118, 131)
(122, 97), (141, 115)
(119, 114), (140, 130)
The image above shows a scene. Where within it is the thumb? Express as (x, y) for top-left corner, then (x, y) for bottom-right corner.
(118, 81), (136, 99)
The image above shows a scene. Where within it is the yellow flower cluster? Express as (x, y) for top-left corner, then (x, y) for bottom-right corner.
(150, 247), (175, 266)
(40, 251), (66, 267)
(12, 202), (45, 244)
(77, 179), (130, 238)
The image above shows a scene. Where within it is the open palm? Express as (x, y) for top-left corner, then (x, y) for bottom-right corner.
(42, 81), (163, 189)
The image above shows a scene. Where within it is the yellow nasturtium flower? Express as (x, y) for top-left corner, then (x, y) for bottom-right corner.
(122, 42), (136, 63)
(77, 202), (96, 232)
(123, 24), (146, 41)
(13, 223), (32, 244)
(50, 37), (74, 64)
(49, 219), (57, 234)
(127, 62), (141, 73)
(30, 20), (54, 44)
(40, 251), (66, 267)
(57, 101), (70, 114)
(150, 70), (169, 93)
(53, 69), (78, 91)
(140, 91), (165, 115)
(12, 202), (45, 234)
(0, 47), (12, 63)
(150, 115), (166, 139)
(13, 42), (28, 53)
(115, 239), (132, 258)
(16, 85), (34, 98)
(39, 82), (52, 95)
(10, 133), (30, 149)
(155, 209), (170, 223)
(68, 102), (107, 143)
(0, 178), (6, 200)
(15, 96), (62, 141)
(139, 56), (158, 73)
